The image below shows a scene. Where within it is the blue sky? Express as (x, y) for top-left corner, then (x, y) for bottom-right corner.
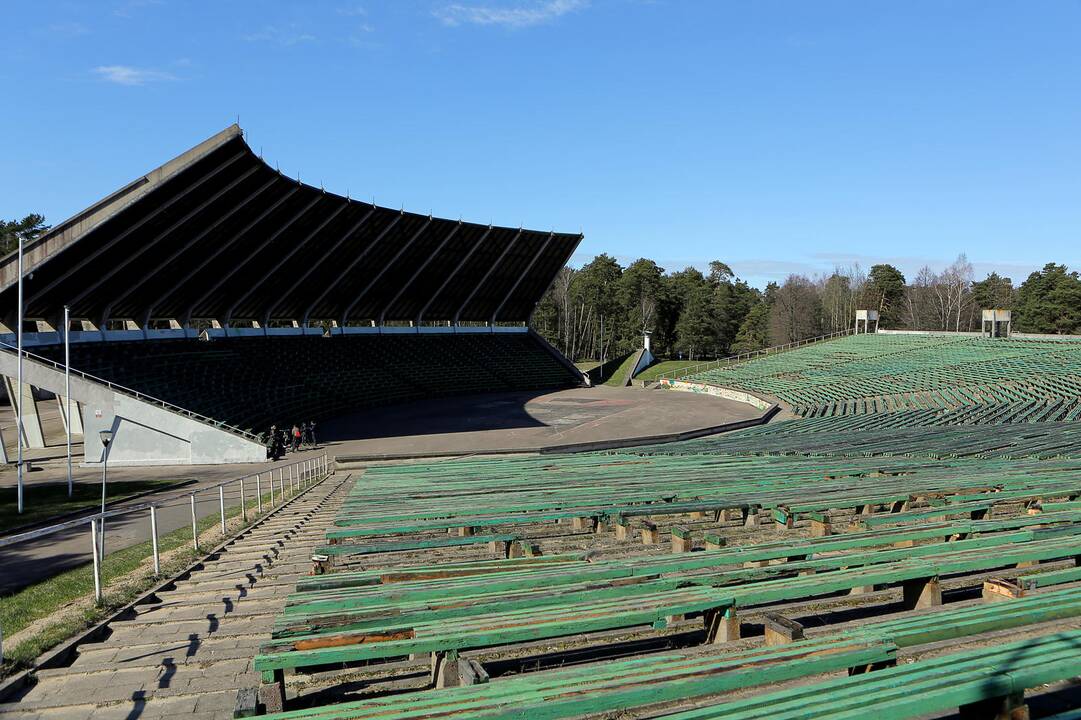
(2, 1), (1080, 288)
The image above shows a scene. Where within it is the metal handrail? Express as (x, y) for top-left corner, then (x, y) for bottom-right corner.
(0, 451), (332, 623)
(0, 340), (259, 441)
(663, 328), (857, 381)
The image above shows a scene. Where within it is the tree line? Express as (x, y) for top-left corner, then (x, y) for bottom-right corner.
(532, 253), (1081, 362)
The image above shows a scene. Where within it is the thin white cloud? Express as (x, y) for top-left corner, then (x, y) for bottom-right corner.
(244, 25), (318, 45)
(337, 4), (368, 16)
(114, 0), (165, 18)
(49, 22), (91, 37)
(93, 65), (176, 86)
(434, 0), (588, 28)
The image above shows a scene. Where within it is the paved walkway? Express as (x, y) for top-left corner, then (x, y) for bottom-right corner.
(0, 472), (351, 720)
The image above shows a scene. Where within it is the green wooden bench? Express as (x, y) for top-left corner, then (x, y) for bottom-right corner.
(258, 638), (893, 719)
(655, 629), (1081, 720)
(258, 528), (1081, 683)
(312, 534), (520, 559)
(256, 587), (1081, 719)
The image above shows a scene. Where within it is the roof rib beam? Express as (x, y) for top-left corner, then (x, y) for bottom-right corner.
(336, 215), (428, 328)
(221, 198), (348, 327)
(416, 225), (492, 325)
(377, 222), (461, 326)
(27, 150), (247, 310)
(300, 210), (408, 324)
(452, 229), (521, 325)
(103, 173), (279, 328)
(143, 186), (300, 327)
(528, 234), (582, 324)
(491, 232), (554, 324)
(87, 165), (262, 327)
(263, 206), (376, 327)
(181, 191), (322, 327)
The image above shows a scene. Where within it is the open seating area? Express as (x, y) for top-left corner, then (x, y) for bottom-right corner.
(243, 443), (1081, 718)
(685, 333), (1081, 421)
(31, 333), (580, 433)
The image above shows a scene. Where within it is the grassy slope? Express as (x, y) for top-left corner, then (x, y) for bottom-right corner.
(634, 359), (699, 382)
(601, 352), (642, 386)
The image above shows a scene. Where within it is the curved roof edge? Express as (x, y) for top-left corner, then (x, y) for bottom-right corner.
(1, 125), (582, 329)
(0, 125), (244, 293)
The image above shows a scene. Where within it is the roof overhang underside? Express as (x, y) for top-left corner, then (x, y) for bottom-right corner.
(0, 125), (582, 329)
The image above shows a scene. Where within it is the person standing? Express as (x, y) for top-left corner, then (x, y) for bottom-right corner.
(291, 424), (302, 452)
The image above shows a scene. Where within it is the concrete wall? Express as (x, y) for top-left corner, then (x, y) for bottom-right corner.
(658, 379), (773, 412)
(0, 350), (263, 466)
(631, 347), (655, 379)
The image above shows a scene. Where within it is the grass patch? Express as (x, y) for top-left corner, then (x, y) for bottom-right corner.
(0, 479), (189, 532)
(601, 353), (641, 386)
(0, 477), (311, 676)
(634, 359), (706, 382)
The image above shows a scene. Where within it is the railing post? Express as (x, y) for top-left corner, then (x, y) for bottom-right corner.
(269, 470), (275, 505)
(219, 485), (226, 535)
(190, 493), (199, 552)
(279, 471), (285, 503)
(150, 505), (160, 576)
(240, 476), (247, 522)
(256, 473), (263, 513)
(90, 518), (103, 604)
(289, 464), (294, 494)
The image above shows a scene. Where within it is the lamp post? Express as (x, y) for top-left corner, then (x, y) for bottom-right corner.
(98, 429), (113, 560)
(64, 305), (72, 498)
(16, 233), (24, 514)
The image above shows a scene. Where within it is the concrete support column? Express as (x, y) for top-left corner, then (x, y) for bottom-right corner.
(56, 395), (84, 435)
(4, 377), (46, 448)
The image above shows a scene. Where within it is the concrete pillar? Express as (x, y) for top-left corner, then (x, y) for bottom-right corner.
(4, 377), (46, 449)
(56, 395), (84, 435)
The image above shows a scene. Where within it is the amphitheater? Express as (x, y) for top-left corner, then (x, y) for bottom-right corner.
(4, 128), (1081, 720)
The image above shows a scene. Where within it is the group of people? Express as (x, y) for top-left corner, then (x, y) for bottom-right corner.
(263, 421), (317, 461)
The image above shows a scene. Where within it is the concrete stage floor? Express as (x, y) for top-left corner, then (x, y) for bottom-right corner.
(322, 385), (764, 458)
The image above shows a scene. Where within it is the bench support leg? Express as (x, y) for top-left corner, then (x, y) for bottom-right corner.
(615, 523), (630, 541)
(257, 670), (285, 715)
(982, 579), (1023, 601)
(902, 576), (942, 610)
(704, 607), (740, 644)
(848, 658), (897, 675)
(432, 650), (461, 689)
(742, 509), (758, 528)
(810, 519), (832, 537)
(959, 691), (1028, 720)
(763, 614), (804, 646)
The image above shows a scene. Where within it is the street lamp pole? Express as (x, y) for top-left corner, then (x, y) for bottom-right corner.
(16, 233), (24, 514)
(98, 429), (113, 560)
(65, 305), (72, 498)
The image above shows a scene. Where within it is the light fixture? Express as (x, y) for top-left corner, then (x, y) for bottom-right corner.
(99, 429), (113, 447)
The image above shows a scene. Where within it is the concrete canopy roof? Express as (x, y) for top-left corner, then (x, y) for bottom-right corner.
(0, 125), (582, 330)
